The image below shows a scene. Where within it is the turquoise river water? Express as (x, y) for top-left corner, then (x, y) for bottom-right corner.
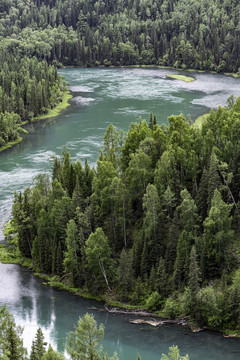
(0, 68), (240, 359)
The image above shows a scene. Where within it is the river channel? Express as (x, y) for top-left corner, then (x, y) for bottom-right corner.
(0, 68), (240, 359)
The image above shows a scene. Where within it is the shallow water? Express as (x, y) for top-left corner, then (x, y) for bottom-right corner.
(0, 68), (240, 359)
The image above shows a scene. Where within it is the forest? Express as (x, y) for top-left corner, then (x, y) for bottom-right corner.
(8, 97), (240, 333)
(0, 52), (66, 150)
(1, 0), (240, 353)
(0, 0), (240, 72)
(1, 0), (240, 149)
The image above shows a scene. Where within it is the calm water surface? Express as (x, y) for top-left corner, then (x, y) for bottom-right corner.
(0, 68), (240, 359)
(1, 262), (240, 360)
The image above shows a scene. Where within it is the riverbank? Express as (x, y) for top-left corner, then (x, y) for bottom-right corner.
(125, 65), (240, 79)
(62, 63), (240, 79)
(0, 242), (239, 339)
(0, 90), (72, 154)
(0, 137), (23, 153)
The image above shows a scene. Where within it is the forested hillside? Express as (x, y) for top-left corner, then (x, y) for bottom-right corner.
(0, 0), (240, 72)
(10, 98), (240, 332)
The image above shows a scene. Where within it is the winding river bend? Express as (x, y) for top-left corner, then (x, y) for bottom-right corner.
(0, 68), (240, 359)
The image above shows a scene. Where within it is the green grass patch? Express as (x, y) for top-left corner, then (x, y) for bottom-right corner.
(34, 273), (103, 301)
(167, 74), (195, 83)
(225, 73), (240, 79)
(32, 91), (72, 121)
(0, 137), (23, 152)
(104, 299), (140, 310)
(187, 69), (205, 73)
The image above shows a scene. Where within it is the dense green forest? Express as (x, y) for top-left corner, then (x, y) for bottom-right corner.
(0, 0), (240, 72)
(9, 97), (240, 332)
(0, 306), (188, 360)
(1, 0), (240, 342)
(0, 52), (66, 149)
(1, 0), (240, 148)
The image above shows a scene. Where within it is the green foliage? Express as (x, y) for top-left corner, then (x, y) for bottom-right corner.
(160, 345), (189, 360)
(0, 305), (27, 360)
(0, 54), (66, 151)
(10, 97), (240, 332)
(196, 286), (221, 328)
(117, 248), (134, 301)
(64, 219), (81, 286)
(85, 228), (113, 292)
(145, 291), (161, 312)
(66, 313), (104, 360)
(162, 297), (181, 320)
(0, 0), (239, 73)
(42, 346), (65, 360)
(203, 189), (234, 278)
(30, 328), (47, 360)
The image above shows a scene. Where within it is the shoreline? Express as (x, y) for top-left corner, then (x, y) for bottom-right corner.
(1, 65), (237, 154)
(0, 91), (72, 154)
(0, 245), (239, 339)
(60, 64), (240, 79)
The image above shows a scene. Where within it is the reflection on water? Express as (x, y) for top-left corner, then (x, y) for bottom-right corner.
(1, 262), (240, 360)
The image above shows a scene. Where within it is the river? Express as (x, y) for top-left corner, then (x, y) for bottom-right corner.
(0, 67), (240, 359)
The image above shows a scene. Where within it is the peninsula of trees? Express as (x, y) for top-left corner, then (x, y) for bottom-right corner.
(0, 52), (67, 149)
(8, 98), (240, 333)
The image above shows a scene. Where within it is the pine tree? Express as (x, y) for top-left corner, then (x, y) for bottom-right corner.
(207, 150), (221, 210)
(30, 328), (47, 360)
(117, 248), (134, 301)
(0, 306), (27, 360)
(156, 257), (168, 298)
(196, 167), (208, 223)
(149, 112), (153, 130)
(203, 189), (234, 278)
(42, 345), (65, 360)
(64, 219), (81, 287)
(66, 313), (104, 360)
(188, 245), (201, 316)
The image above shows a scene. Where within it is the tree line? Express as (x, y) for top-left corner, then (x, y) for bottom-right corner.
(0, 53), (66, 149)
(0, 306), (188, 360)
(10, 97), (240, 331)
(0, 0), (240, 72)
